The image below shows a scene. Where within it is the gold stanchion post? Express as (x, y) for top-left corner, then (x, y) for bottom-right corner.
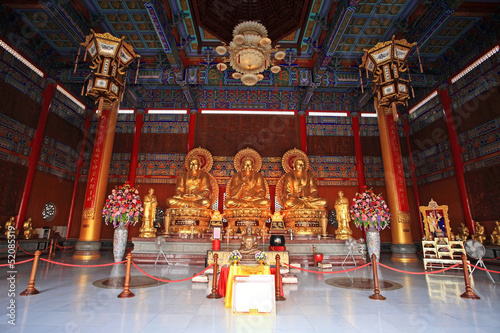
(369, 254), (386, 300)
(460, 253), (480, 299)
(207, 253), (222, 299)
(275, 254), (286, 301)
(48, 239), (55, 259)
(20, 250), (41, 296)
(118, 253), (135, 298)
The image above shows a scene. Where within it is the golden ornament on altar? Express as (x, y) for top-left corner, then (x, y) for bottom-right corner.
(22, 218), (37, 240)
(472, 221), (486, 244)
(490, 221), (500, 245)
(335, 190), (352, 240)
(4, 216), (15, 237)
(457, 222), (469, 241)
(139, 188), (157, 238)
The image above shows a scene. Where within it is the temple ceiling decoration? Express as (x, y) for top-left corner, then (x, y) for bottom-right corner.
(0, 0), (498, 109)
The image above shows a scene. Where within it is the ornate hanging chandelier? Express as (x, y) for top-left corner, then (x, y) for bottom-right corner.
(214, 21), (286, 86)
(359, 36), (422, 120)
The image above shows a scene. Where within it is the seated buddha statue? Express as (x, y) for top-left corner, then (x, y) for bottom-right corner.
(239, 225), (259, 263)
(490, 221), (500, 246)
(167, 157), (211, 209)
(282, 157), (328, 210)
(226, 157), (270, 209)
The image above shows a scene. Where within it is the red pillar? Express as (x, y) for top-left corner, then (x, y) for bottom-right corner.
(16, 80), (56, 229)
(438, 86), (474, 233)
(299, 112), (307, 154)
(128, 113), (143, 187)
(403, 117), (424, 239)
(351, 112), (365, 191)
(66, 114), (91, 239)
(188, 109), (197, 151)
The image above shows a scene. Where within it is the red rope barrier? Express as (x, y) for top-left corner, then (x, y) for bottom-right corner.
(283, 262), (372, 274)
(132, 262), (215, 283)
(0, 258), (34, 267)
(468, 264), (500, 274)
(484, 256), (500, 261)
(39, 258), (126, 267)
(17, 244), (50, 255)
(0, 247), (9, 252)
(377, 262), (460, 275)
(55, 243), (76, 250)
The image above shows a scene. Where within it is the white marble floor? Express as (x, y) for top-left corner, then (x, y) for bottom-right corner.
(1, 251), (499, 333)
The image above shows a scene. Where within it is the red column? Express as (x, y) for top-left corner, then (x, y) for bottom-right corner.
(351, 112), (365, 191)
(188, 109), (197, 151)
(438, 87), (474, 233)
(66, 114), (91, 239)
(16, 80), (56, 229)
(128, 113), (143, 187)
(403, 117), (424, 239)
(299, 112), (307, 154)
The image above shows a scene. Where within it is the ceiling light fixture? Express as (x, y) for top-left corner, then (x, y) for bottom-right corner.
(214, 21), (286, 86)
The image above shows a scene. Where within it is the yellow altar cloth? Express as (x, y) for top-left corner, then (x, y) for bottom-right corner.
(224, 264), (271, 308)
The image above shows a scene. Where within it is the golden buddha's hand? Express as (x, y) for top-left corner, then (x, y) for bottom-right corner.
(183, 194), (196, 198)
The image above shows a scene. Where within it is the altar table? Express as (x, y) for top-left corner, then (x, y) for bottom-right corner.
(218, 265), (283, 308)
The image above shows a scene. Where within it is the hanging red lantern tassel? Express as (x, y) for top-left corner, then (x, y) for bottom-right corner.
(219, 80), (222, 90)
(275, 83), (277, 93)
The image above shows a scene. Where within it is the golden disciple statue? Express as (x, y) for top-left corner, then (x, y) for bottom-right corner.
(23, 218), (36, 240)
(240, 224), (259, 256)
(4, 217), (15, 237)
(457, 222), (469, 241)
(226, 157), (270, 209)
(334, 190), (352, 240)
(167, 157), (212, 209)
(139, 188), (157, 238)
(472, 221), (486, 244)
(490, 221), (500, 246)
(283, 157), (328, 210)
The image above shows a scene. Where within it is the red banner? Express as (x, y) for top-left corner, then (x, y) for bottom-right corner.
(386, 114), (409, 212)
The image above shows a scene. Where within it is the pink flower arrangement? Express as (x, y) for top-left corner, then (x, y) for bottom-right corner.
(350, 186), (391, 231)
(102, 182), (143, 228)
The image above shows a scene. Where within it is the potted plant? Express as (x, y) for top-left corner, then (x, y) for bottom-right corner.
(255, 251), (268, 265)
(350, 186), (391, 262)
(102, 182), (143, 262)
(228, 250), (242, 265)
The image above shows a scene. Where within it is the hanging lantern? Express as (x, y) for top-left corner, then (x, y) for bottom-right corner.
(360, 36), (419, 120)
(79, 29), (140, 104)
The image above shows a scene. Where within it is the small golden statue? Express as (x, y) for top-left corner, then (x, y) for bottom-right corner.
(457, 222), (469, 241)
(334, 190), (352, 240)
(269, 211), (285, 232)
(282, 157), (329, 210)
(163, 210), (171, 236)
(472, 221), (486, 244)
(239, 224), (259, 263)
(490, 221), (500, 245)
(139, 188), (157, 238)
(167, 156), (212, 209)
(4, 217), (15, 237)
(22, 218), (37, 240)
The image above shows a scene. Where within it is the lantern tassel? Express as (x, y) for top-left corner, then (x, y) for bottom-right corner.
(134, 58), (140, 84)
(275, 83), (277, 93)
(417, 45), (423, 73)
(248, 94), (250, 106)
(392, 103), (398, 122)
(359, 67), (364, 93)
(74, 46), (81, 74)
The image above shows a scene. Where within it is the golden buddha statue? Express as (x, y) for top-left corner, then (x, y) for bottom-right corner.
(490, 221), (500, 246)
(334, 190), (352, 240)
(282, 157), (328, 210)
(472, 221), (486, 244)
(277, 148), (329, 235)
(457, 222), (469, 241)
(226, 157), (270, 209)
(167, 157), (212, 209)
(165, 148), (218, 235)
(223, 148), (271, 232)
(23, 218), (36, 240)
(239, 225), (260, 263)
(139, 188), (157, 238)
(4, 216), (15, 237)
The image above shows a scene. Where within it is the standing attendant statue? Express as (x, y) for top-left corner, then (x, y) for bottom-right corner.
(4, 217), (15, 237)
(334, 190), (353, 240)
(139, 188), (158, 238)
